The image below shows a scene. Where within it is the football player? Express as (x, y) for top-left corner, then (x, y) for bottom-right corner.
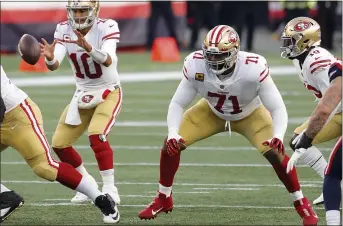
(40, 0), (122, 209)
(0, 184), (24, 223)
(287, 60), (342, 225)
(138, 25), (318, 225)
(0, 65), (119, 223)
(280, 17), (341, 205)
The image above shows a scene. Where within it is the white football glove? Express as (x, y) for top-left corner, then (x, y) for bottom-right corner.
(286, 148), (307, 173)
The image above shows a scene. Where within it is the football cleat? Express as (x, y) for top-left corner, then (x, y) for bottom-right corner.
(0, 191), (24, 223)
(138, 192), (173, 220)
(102, 185), (120, 205)
(71, 175), (98, 203)
(312, 193), (324, 205)
(94, 194), (120, 224)
(294, 197), (318, 226)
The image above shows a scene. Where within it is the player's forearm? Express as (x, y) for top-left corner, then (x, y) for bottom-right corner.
(270, 107), (288, 140)
(305, 79), (342, 139)
(88, 44), (113, 67)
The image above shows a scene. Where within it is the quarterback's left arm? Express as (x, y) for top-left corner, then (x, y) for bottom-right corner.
(258, 75), (288, 154)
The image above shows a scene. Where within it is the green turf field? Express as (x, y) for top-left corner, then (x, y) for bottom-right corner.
(1, 52), (339, 225)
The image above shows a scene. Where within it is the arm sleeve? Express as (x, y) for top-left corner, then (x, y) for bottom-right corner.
(53, 25), (67, 64)
(53, 43), (67, 65)
(258, 75), (288, 140)
(167, 78), (197, 134)
(100, 20), (120, 61)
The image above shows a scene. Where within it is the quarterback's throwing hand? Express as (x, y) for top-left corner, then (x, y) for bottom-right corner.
(68, 30), (92, 52)
(166, 133), (185, 156)
(263, 137), (285, 155)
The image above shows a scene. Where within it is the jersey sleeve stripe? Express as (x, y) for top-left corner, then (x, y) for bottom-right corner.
(183, 67), (189, 79)
(102, 32), (120, 41)
(103, 37), (120, 41)
(310, 63), (331, 74)
(259, 68), (269, 82)
(310, 59), (331, 68)
(259, 67), (267, 76)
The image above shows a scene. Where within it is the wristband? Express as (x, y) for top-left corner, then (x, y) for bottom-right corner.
(45, 57), (57, 65)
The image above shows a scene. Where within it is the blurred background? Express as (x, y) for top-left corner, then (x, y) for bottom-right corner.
(1, 0), (342, 53)
(1, 2), (342, 225)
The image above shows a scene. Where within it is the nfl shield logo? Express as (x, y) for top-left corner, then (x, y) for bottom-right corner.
(220, 85), (225, 89)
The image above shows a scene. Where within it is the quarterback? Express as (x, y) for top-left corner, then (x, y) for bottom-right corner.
(0, 65), (119, 223)
(280, 17), (341, 205)
(138, 25), (318, 225)
(40, 0), (122, 212)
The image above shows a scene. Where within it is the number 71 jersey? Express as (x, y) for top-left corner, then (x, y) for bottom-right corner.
(183, 51), (270, 121)
(54, 18), (120, 90)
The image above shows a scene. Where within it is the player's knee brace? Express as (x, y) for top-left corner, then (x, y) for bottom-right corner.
(29, 154), (58, 181)
(289, 133), (299, 152)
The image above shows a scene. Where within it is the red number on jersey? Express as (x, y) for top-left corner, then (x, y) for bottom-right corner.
(304, 83), (322, 98)
(309, 50), (320, 57)
(70, 53), (103, 79)
(207, 92), (242, 114)
(245, 56), (258, 64)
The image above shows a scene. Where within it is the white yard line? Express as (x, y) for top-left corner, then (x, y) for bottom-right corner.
(1, 180), (322, 187)
(0, 162), (312, 167)
(27, 203), (325, 210)
(11, 67), (296, 87)
(192, 188), (260, 191)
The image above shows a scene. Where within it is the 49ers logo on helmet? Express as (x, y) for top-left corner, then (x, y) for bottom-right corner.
(81, 95), (94, 103)
(228, 31), (237, 43)
(294, 21), (311, 32)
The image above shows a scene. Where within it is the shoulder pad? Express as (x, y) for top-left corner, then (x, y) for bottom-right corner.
(99, 19), (120, 42)
(239, 52), (269, 83)
(305, 47), (333, 75)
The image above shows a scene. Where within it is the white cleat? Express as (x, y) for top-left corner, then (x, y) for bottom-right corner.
(71, 175), (98, 203)
(103, 205), (120, 224)
(102, 185), (121, 205)
(313, 193), (324, 205)
(71, 192), (90, 203)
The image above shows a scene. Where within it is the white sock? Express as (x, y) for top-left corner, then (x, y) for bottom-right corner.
(100, 169), (114, 186)
(76, 164), (89, 176)
(159, 184), (172, 197)
(300, 146), (327, 179)
(290, 190), (304, 201)
(326, 210), (340, 225)
(1, 184), (10, 193)
(75, 176), (102, 201)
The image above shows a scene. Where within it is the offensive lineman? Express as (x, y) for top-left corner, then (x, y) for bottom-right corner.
(280, 17), (341, 205)
(40, 0), (122, 213)
(138, 25), (318, 225)
(0, 65), (119, 223)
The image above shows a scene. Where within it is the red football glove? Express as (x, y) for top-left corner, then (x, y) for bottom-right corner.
(166, 133), (185, 156)
(263, 137), (285, 155)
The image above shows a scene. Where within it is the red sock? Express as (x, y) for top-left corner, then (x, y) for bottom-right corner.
(56, 162), (82, 190)
(272, 155), (300, 192)
(53, 147), (82, 168)
(159, 149), (180, 187)
(89, 134), (113, 171)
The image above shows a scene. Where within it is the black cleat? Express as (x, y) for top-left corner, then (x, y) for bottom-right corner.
(94, 194), (120, 224)
(0, 191), (24, 223)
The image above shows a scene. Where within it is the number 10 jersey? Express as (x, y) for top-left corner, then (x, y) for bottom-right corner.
(53, 18), (120, 91)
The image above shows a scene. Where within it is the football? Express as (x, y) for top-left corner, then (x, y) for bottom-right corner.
(18, 34), (41, 65)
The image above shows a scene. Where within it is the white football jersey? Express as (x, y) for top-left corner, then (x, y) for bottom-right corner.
(54, 18), (120, 91)
(292, 46), (337, 99)
(0, 66), (28, 113)
(183, 50), (270, 121)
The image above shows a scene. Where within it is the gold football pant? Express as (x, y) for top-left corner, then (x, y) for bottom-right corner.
(179, 98), (273, 154)
(294, 113), (342, 144)
(0, 98), (58, 181)
(52, 88), (123, 148)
